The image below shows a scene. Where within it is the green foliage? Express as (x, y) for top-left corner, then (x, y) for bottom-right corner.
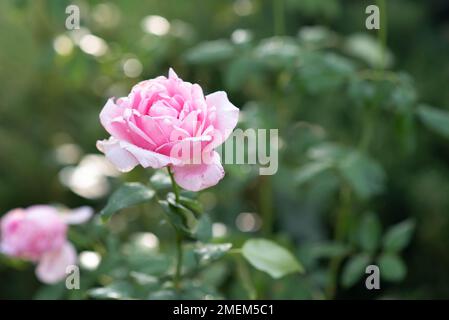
(357, 213), (382, 252)
(100, 183), (155, 221)
(241, 239), (304, 279)
(383, 220), (416, 253)
(159, 198), (197, 237)
(344, 33), (393, 68)
(417, 105), (449, 139)
(195, 243), (232, 263)
(305, 242), (351, 259)
(377, 253), (406, 282)
(0, 0), (447, 300)
(297, 143), (385, 199)
(184, 40), (235, 64)
(298, 52), (355, 94)
(338, 151), (385, 199)
(341, 254), (371, 288)
(89, 282), (134, 300)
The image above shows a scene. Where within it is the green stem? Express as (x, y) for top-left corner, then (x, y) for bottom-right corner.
(325, 184), (352, 299)
(273, 0), (285, 36)
(237, 257), (257, 299)
(167, 166), (183, 291)
(358, 104), (376, 151)
(174, 233), (183, 291)
(358, 0), (387, 151)
(260, 176), (274, 236)
(167, 166), (180, 202)
(376, 0), (387, 71)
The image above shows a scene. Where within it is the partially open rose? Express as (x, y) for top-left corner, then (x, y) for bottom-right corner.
(97, 68), (239, 191)
(0, 205), (92, 284)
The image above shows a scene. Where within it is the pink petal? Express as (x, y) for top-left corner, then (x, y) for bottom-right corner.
(205, 91), (239, 146)
(96, 138), (138, 172)
(180, 110), (198, 136)
(137, 115), (169, 145)
(36, 242), (77, 284)
(172, 151), (224, 191)
(99, 98), (128, 139)
(97, 137), (181, 171)
(122, 141), (181, 168)
(61, 207), (93, 225)
(168, 68), (179, 79)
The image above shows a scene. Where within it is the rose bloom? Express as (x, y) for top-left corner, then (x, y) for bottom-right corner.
(97, 68), (239, 191)
(0, 205), (92, 284)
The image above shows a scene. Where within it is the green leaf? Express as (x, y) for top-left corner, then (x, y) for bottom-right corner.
(34, 283), (66, 300)
(149, 171), (171, 190)
(127, 253), (170, 276)
(306, 242), (351, 259)
(298, 52), (355, 94)
(348, 77), (390, 108)
(194, 214), (212, 242)
(341, 253), (371, 288)
(378, 253), (406, 282)
(158, 200), (194, 236)
(225, 56), (261, 91)
(89, 282), (133, 300)
(338, 151), (385, 199)
(100, 183), (155, 221)
(358, 213), (382, 252)
(417, 104), (449, 139)
(307, 142), (346, 161)
(184, 40), (235, 64)
(195, 243), (232, 263)
(389, 73), (417, 113)
(148, 289), (177, 300)
(295, 161), (332, 186)
(344, 33), (393, 68)
(383, 219), (415, 252)
(241, 239), (304, 279)
(288, 0), (341, 19)
(298, 26), (336, 47)
(178, 195), (203, 218)
(254, 36), (300, 68)
(167, 193), (198, 230)
(129, 271), (159, 286)
(158, 193), (201, 237)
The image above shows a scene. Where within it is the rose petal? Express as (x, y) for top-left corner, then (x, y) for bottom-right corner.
(122, 141), (181, 168)
(205, 91), (239, 146)
(96, 138), (138, 172)
(61, 206), (93, 225)
(172, 151), (224, 191)
(35, 242), (77, 284)
(97, 137), (182, 171)
(99, 99), (128, 139)
(169, 68), (179, 79)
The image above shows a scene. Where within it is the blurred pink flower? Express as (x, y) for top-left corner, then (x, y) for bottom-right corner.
(97, 68), (239, 191)
(0, 205), (92, 284)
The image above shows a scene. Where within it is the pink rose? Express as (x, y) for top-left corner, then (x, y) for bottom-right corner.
(97, 68), (239, 191)
(0, 205), (92, 284)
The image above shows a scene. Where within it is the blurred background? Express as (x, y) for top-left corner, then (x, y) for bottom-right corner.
(1, 0), (449, 299)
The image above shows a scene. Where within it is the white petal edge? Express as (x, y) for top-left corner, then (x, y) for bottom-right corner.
(61, 206), (93, 225)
